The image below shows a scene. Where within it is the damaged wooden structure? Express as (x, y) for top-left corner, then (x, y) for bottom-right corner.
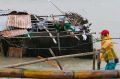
(0, 10), (94, 57)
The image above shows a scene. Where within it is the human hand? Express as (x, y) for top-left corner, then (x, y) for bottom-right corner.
(95, 48), (101, 51)
(95, 48), (105, 53)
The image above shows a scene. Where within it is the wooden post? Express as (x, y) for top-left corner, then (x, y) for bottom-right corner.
(92, 49), (96, 70)
(57, 32), (61, 52)
(97, 51), (101, 70)
(8, 47), (25, 58)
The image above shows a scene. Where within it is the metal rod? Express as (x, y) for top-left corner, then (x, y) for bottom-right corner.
(0, 68), (119, 78)
(2, 52), (94, 68)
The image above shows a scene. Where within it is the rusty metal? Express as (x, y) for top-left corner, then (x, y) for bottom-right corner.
(0, 69), (119, 78)
(1, 29), (28, 37)
(7, 15), (31, 28)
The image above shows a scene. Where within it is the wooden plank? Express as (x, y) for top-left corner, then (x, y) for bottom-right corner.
(8, 47), (25, 58)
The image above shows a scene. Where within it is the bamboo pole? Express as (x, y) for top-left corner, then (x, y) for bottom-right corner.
(34, 15), (57, 44)
(37, 56), (58, 68)
(2, 52), (94, 68)
(0, 68), (119, 78)
(48, 48), (63, 70)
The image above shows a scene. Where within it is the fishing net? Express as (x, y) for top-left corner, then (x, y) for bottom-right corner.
(65, 12), (91, 33)
(65, 12), (84, 25)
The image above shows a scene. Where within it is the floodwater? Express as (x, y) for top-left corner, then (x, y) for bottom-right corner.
(0, 0), (120, 78)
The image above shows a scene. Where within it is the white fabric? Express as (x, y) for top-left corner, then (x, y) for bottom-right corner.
(59, 16), (65, 21)
(82, 34), (87, 40)
(82, 31), (87, 40)
(74, 26), (80, 32)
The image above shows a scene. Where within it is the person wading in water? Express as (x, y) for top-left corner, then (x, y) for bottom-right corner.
(97, 29), (119, 70)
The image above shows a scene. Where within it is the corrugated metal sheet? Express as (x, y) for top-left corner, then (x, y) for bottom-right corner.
(0, 29), (28, 37)
(7, 15), (32, 28)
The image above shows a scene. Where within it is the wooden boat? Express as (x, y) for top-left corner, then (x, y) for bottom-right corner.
(0, 10), (94, 57)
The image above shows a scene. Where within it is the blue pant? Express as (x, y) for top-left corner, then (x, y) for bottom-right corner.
(105, 62), (116, 70)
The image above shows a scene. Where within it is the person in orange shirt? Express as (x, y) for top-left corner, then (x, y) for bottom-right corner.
(97, 29), (119, 70)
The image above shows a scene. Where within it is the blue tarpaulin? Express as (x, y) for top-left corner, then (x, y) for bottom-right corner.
(0, 16), (8, 31)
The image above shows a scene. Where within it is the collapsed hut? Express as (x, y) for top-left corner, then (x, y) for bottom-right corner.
(0, 10), (94, 57)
